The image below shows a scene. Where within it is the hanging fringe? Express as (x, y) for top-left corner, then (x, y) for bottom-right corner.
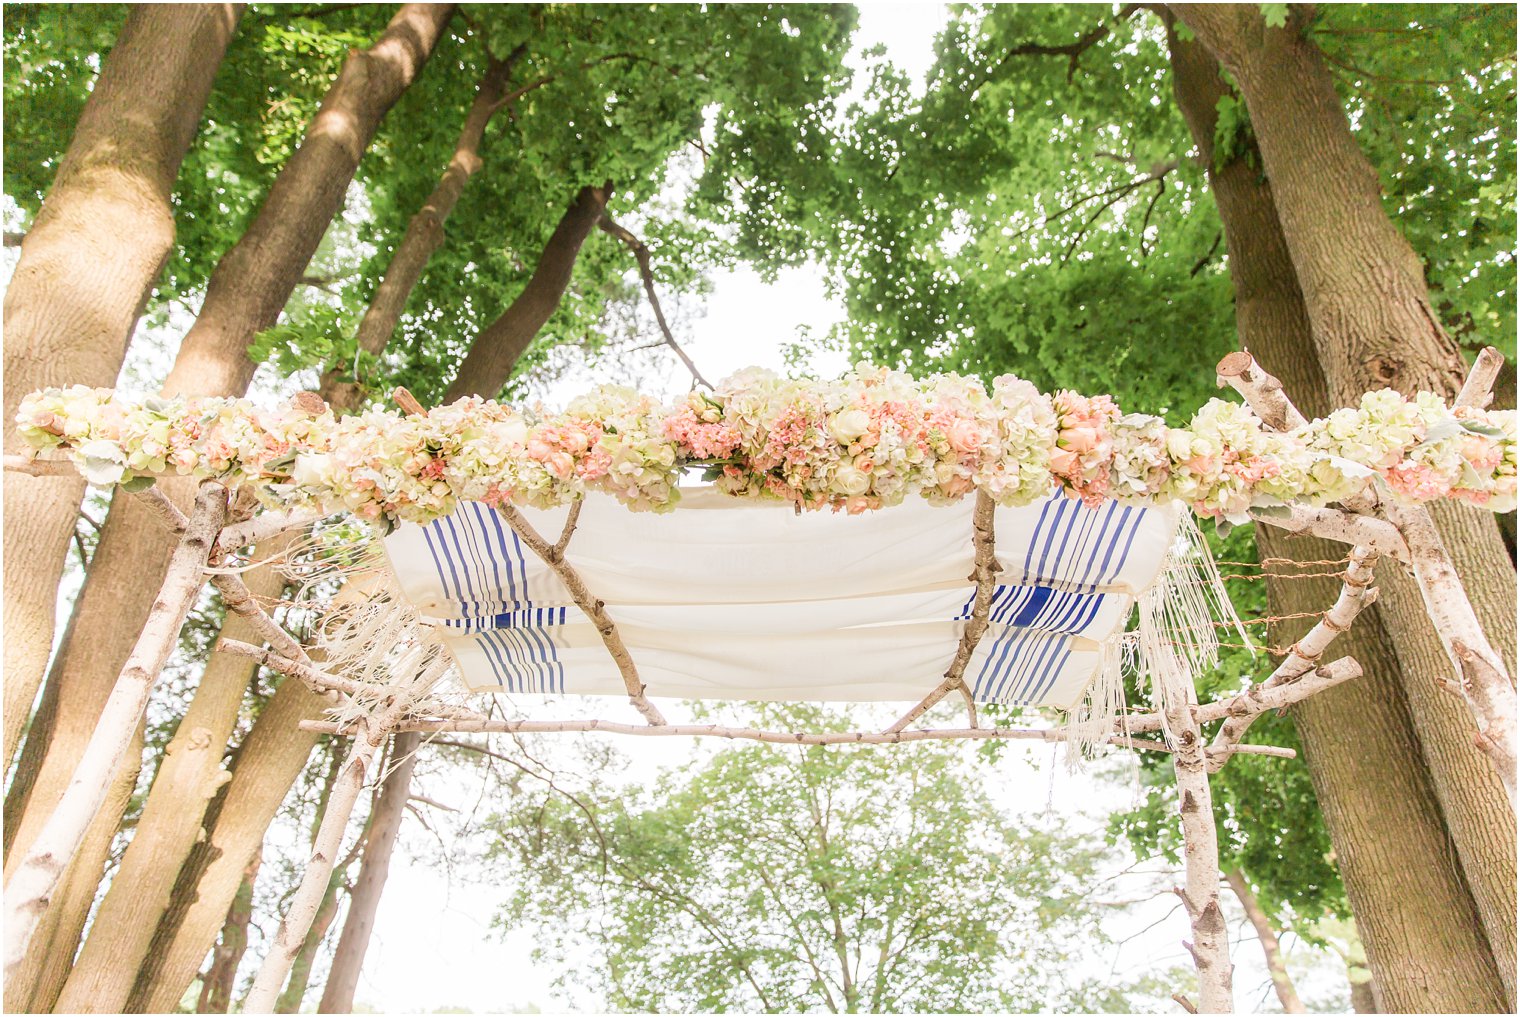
(278, 537), (465, 732)
(1066, 512), (1250, 758)
(1063, 634), (1128, 768)
(1135, 513), (1250, 746)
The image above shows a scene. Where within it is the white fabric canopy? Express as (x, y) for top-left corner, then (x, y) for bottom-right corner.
(382, 488), (1182, 709)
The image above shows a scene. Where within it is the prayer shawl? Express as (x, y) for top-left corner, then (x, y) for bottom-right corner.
(382, 488), (1187, 710)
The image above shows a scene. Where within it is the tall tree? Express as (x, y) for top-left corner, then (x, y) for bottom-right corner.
(2, 11), (457, 1010)
(1, 3), (242, 768)
(317, 731), (421, 1013)
(490, 704), (1157, 1013)
(1161, 17), (1510, 1010)
(1172, 6), (1517, 1007)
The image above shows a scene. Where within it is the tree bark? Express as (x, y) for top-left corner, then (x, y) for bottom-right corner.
(318, 731), (422, 1013)
(243, 717), (392, 1012)
(443, 181), (613, 401)
(3, 483), (226, 992)
(276, 747), (353, 1015)
(1164, 23), (1509, 1013)
(274, 868), (345, 1014)
(1224, 869), (1304, 1014)
(1343, 925), (1378, 1014)
(59, 42), (514, 1004)
(1170, 713), (1233, 1013)
(195, 847), (261, 1014)
(2, 2), (242, 773)
(126, 680), (326, 1014)
(324, 50), (522, 408)
(1172, 7), (1517, 1006)
(2, 9), (455, 1009)
(50, 554), (285, 1013)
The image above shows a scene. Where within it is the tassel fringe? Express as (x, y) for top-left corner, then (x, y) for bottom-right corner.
(1068, 512), (1249, 758)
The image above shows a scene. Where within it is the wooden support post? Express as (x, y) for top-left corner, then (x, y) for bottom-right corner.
(1382, 499), (1518, 804)
(1169, 698), (1234, 1013)
(2, 481), (227, 976)
(886, 491), (999, 734)
(498, 501), (667, 726)
(1220, 348), (1518, 806)
(241, 712), (394, 1013)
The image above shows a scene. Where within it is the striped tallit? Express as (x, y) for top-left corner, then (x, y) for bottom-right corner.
(381, 487), (1181, 709)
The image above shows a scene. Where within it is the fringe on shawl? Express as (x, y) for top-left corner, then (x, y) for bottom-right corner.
(283, 540), (463, 732)
(1065, 512), (1250, 761)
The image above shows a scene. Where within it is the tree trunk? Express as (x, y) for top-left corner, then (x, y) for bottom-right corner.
(318, 731), (421, 1013)
(1172, 7), (1517, 1006)
(1164, 23), (1509, 1013)
(2, 10), (455, 1008)
(276, 747), (355, 1015)
(1224, 869), (1304, 1014)
(195, 847), (261, 1014)
(2, 2), (242, 772)
(3, 483), (226, 997)
(126, 680), (326, 1014)
(324, 50), (522, 408)
(60, 43), (511, 1005)
(443, 182), (614, 401)
(51, 554), (285, 1013)
(1344, 926), (1378, 1014)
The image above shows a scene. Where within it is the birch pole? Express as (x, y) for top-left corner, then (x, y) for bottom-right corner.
(2, 481), (226, 976)
(240, 713), (391, 1013)
(1219, 349), (1518, 805)
(1168, 697), (1235, 1013)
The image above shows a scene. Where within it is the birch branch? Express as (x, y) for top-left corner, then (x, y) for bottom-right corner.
(1215, 351), (1377, 513)
(243, 639), (432, 1010)
(215, 509), (323, 552)
(1167, 700), (1234, 1012)
(497, 502), (667, 726)
(241, 715), (384, 1013)
(135, 485), (190, 534)
(1127, 656), (1362, 738)
(208, 575), (313, 665)
(3, 482), (226, 977)
(1216, 350), (1306, 431)
(1202, 547), (1378, 769)
(1248, 505), (1408, 564)
(886, 492), (999, 733)
(214, 639), (362, 701)
(2, 453), (75, 476)
(297, 716), (1294, 757)
(1456, 345), (1505, 409)
(1381, 499), (1518, 804)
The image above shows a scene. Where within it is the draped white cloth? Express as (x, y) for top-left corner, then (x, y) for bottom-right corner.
(382, 487), (1181, 708)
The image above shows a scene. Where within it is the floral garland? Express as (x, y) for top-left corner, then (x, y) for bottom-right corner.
(15, 364), (1516, 530)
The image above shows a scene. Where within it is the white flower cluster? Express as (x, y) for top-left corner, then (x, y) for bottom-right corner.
(16, 366), (1516, 529)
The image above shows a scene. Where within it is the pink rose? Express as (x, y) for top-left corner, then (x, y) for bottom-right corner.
(1061, 426), (1099, 453)
(1049, 448), (1078, 474)
(946, 419), (982, 455)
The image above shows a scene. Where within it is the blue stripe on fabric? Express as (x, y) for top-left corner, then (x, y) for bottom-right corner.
(424, 507), (564, 693)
